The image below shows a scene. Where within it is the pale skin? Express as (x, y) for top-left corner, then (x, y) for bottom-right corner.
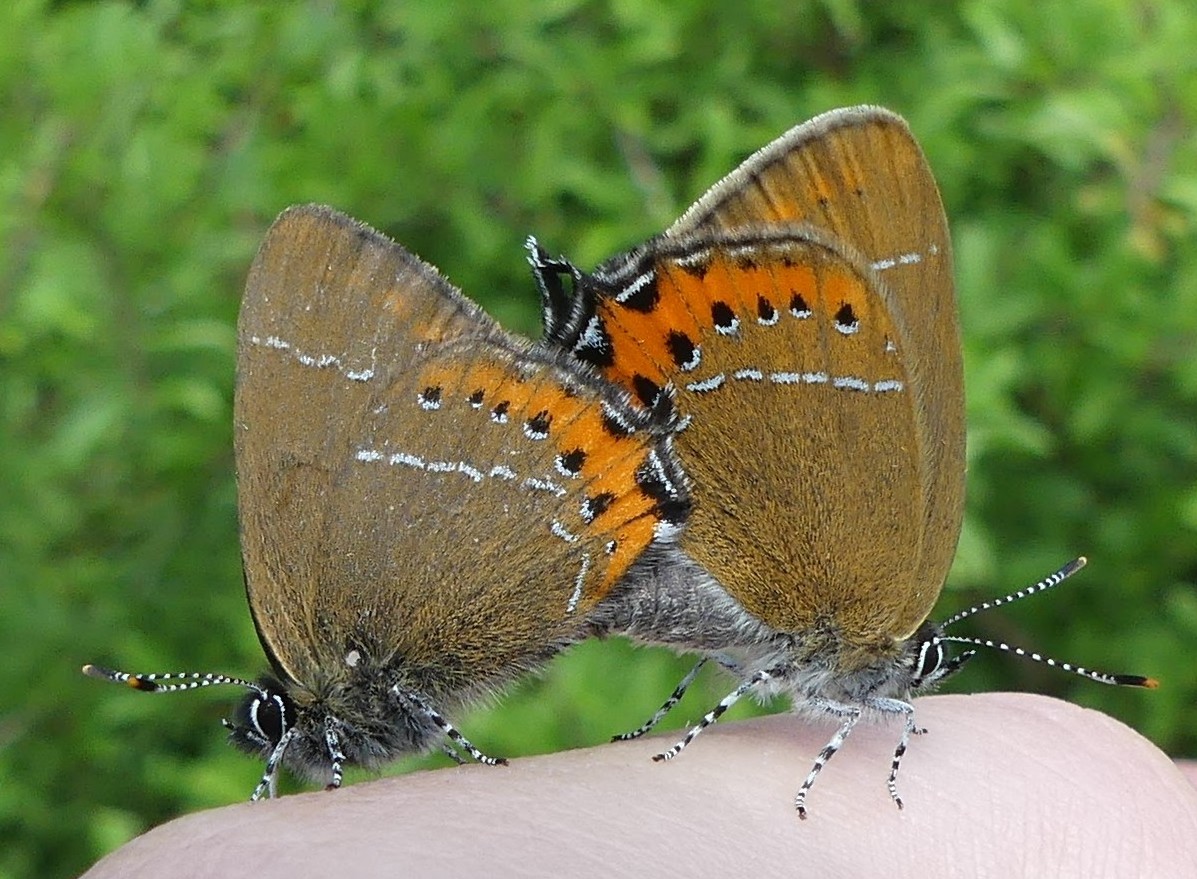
(84, 693), (1197, 878)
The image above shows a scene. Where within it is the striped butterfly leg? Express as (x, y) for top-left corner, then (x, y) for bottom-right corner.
(399, 690), (509, 767)
(651, 666), (777, 761)
(613, 653), (746, 741)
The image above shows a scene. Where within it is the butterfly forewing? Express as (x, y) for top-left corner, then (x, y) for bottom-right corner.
(236, 205), (683, 699)
(668, 107), (964, 610)
(569, 229), (927, 649)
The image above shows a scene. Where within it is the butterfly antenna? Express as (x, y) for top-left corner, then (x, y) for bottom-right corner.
(940, 556), (1087, 628)
(82, 664), (264, 695)
(937, 558), (1158, 689)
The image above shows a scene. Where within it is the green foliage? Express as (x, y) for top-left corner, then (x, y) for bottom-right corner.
(3, 1), (1195, 876)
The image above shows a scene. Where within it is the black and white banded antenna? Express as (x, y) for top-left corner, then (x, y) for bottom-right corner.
(82, 664), (266, 695)
(938, 557), (1158, 689)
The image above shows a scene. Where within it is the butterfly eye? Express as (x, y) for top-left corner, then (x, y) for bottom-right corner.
(913, 636), (945, 687)
(246, 690), (291, 746)
(909, 625), (977, 690)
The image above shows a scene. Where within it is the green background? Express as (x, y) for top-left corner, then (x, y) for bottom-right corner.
(4, 1), (1196, 876)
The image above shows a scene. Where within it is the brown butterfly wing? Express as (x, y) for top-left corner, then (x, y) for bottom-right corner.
(573, 229), (927, 660)
(236, 205), (684, 702)
(667, 106), (964, 616)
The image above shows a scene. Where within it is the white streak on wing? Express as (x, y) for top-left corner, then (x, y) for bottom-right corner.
(770, 371), (828, 385)
(552, 520), (579, 543)
(248, 335), (376, 382)
(601, 401), (637, 434)
(645, 450), (676, 498)
(725, 370), (908, 394)
(457, 463), (484, 482)
(566, 553), (590, 614)
(727, 243), (760, 261)
(684, 374), (725, 393)
(833, 376), (870, 392)
(358, 347), (380, 380)
(361, 451), (490, 484)
(358, 446), (582, 497)
(676, 248), (711, 268)
(872, 249), (928, 272)
(355, 451), (614, 578)
(614, 271), (656, 304)
(522, 477), (567, 498)
(390, 452), (426, 468)
(577, 316), (607, 352)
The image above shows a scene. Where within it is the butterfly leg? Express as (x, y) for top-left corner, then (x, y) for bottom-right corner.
(615, 653), (745, 741)
(613, 657), (709, 741)
(251, 727), (296, 801)
(653, 667), (774, 762)
(402, 690), (508, 766)
(324, 724), (346, 790)
(794, 699), (863, 819)
(870, 696), (919, 810)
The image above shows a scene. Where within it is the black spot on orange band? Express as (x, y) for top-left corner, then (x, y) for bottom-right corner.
(757, 296), (777, 324)
(525, 410), (552, 439)
(835, 302), (859, 331)
(635, 455), (689, 525)
(574, 316), (615, 368)
(632, 374), (662, 409)
(557, 448), (586, 476)
(666, 331), (697, 371)
(617, 273), (660, 313)
(582, 492), (615, 522)
(712, 301), (737, 332)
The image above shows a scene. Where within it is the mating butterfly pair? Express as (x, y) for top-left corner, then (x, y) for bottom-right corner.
(85, 106), (1152, 812)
